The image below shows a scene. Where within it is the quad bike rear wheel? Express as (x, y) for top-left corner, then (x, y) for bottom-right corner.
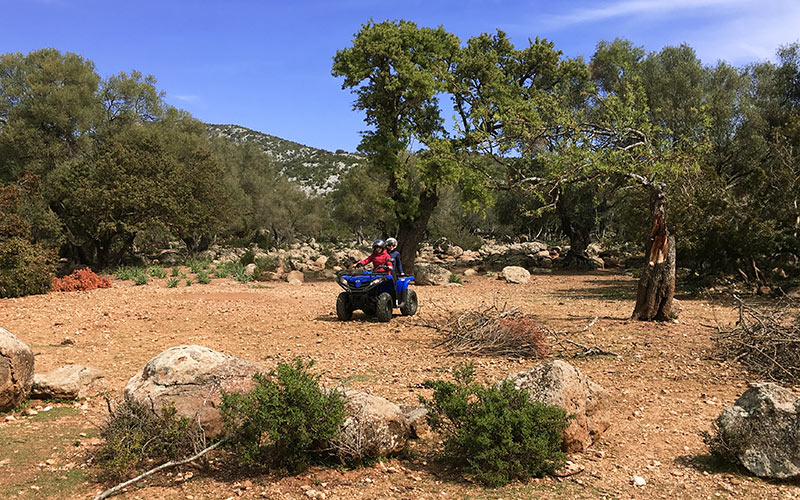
(376, 292), (393, 322)
(336, 292), (353, 321)
(400, 289), (418, 316)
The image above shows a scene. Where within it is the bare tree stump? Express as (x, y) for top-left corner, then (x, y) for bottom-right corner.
(632, 214), (676, 321)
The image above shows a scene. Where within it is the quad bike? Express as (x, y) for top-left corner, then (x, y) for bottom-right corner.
(335, 268), (417, 322)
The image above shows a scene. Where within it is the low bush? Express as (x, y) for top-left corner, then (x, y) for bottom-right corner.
(52, 268), (112, 292)
(94, 399), (204, 480)
(0, 238), (55, 298)
(185, 258), (210, 274)
(421, 362), (569, 486)
(167, 278), (178, 288)
(197, 271), (211, 284)
(115, 266), (147, 282)
(240, 250), (256, 266)
(253, 256), (279, 281)
(149, 266), (166, 278)
(215, 260), (253, 282)
(221, 359), (345, 474)
(448, 273), (462, 284)
(171, 267), (180, 277)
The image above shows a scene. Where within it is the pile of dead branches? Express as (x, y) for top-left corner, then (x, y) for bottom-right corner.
(715, 296), (800, 384)
(422, 300), (548, 358)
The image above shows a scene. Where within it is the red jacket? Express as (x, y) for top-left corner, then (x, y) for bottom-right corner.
(358, 250), (393, 272)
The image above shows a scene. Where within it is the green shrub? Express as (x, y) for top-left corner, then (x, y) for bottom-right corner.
(185, 279), (192, 286)
(212, 265), (229, 278)
(94, 399), (204, 480)
(221, 359), (345, 474)
(253, 256), (278, 281)
(115, 266), (146, 281)
(0, 238), (55, 298)
(185, 258), (210, 274)
(197, 271), (211, 284)
(448, 273), (463, 284)
(149, 266), (166, 278)
(420, 363), (569, 486)
(167, 278), (178, 288)
(240, 250), (256, 266)
(171, 267), (180, 277)
(134, 273), (148, 286)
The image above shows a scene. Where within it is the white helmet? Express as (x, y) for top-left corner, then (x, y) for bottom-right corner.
(386, 237), (398, 247)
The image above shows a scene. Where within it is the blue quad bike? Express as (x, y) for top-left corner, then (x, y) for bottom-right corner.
(335, 269), (417, 322)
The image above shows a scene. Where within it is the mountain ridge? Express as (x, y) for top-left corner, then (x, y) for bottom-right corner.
(206, 123), (366, 194)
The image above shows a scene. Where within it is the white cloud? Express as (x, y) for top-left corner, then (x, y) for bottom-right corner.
(173, 94), (200, 103)
(543, 0), (748, 30)
(689, 2), (800, 64)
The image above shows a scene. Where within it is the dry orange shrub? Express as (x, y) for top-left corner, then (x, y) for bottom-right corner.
(52, 268), (112, 292)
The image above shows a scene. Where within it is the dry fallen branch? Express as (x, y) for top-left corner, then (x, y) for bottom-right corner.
(419, 296), (547, 358)
(544, 317), (620, 359)
(92, 438), (227, 500)
(714, 295), (800, 384)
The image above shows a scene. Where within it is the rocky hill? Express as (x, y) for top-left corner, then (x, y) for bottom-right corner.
(206, 124), (366, 194)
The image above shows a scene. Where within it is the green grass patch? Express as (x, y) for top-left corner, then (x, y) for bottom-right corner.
(167, 278), (178, 288)
(115, 266), (147, 282)
(185, 258), (210, 274)
(148, 266), (166, 278)
(31, 407), (80, 422)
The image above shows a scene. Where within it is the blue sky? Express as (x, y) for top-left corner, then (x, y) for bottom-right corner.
(1, 0), (798, 152)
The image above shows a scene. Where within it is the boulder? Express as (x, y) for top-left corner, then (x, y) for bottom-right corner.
(336, 389), (410, 461)
(415, 263), (451, 286)
(158, 250), (182, 266)
(32, 365), (106, 400)
(447, 245), (464, 258)
(463, 268), (478, 277)
(124, 345), (262, 437)
(0, 327), (34, 412)
(501, 266), (531, 284)
(506, 360), (610, 452)
(286, 270), (305, 285)
(711, 383), (800, 479)
(244, 263), (257, 276)
(311, 255), (328, 271)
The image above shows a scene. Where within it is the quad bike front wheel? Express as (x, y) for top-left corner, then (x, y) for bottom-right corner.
(400, 289), (418, 316)
(376, 292), (393, 322)
(336, 292), (353, 321)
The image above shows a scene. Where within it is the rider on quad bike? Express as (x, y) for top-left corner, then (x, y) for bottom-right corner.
(354, 239), (393, 273)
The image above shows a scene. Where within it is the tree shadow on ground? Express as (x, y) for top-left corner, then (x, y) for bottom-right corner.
(676, 453), (744, 475)
(551, 278), (637, 301)
(313, 314), (390, 323)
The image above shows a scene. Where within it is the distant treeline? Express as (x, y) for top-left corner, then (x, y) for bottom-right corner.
(1, 32), (799, 295)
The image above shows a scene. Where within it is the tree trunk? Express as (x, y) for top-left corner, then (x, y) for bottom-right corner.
(557, 188), (596, 269)
(396, 190), (438, 276)
(632, 188), (676, 321)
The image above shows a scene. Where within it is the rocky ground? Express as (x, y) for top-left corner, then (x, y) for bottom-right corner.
(1, 269), (799, 499)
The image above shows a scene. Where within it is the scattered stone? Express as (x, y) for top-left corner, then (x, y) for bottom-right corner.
(0, 326), (35, 412)
(632, 475), (646, 487)
(415, 264), (451, 286)
(124, 345), (263, 438)
(32, 364), (106, 400)
(286, 270), (304, 285)
(23, 409), (38, 416)
(336, 389), (411, 461)
(463, 268), (478, 277)
(711, 382), (800, 479)
(244, 263), (257, 277)
(500, 266), (531, 284)
(505, 360), (610, 452)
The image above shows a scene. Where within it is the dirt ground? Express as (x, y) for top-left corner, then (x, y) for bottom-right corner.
(1, 270), (799, 500)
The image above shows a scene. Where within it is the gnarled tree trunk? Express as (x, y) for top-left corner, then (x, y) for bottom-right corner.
(632, 187), (676, 321)
(396, 190), (438, 276)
